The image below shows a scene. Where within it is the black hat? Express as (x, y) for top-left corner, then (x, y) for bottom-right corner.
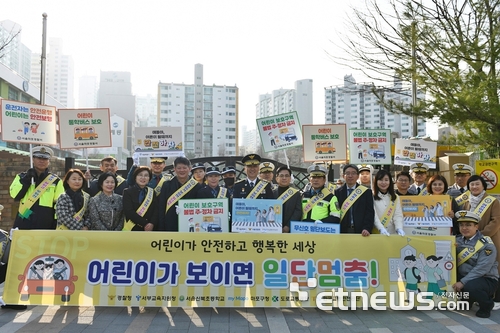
(205, 166), (220, 175)
(242, 154), (261, 166)
(222, 166), (236, 174)
(191, 162), (205, 171)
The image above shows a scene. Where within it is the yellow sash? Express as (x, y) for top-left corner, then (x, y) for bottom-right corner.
(340, 186), (369, 221)
(418, 187), (429, 196)
(457, 236), (492, 267)
(247, 180), (268, 199)
(123, 188), (154, 231)
(154, 175), (172, 196)
(303, 187), (332, 215)
(57, 192), (89, 231)
(18, 174), (58, 218)
(117, 175), (126, 187)
(473, 195), (497, 218)
(166, 178), (198, 213)
(454, 190), (470, 206)
(372, 199), (396, 234)
(278, 187), (299, 205)
(218, 187), (227, 198)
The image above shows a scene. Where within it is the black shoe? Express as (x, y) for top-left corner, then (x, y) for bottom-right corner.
(477, 303), (494, 318)
(1, 304), (27, 310)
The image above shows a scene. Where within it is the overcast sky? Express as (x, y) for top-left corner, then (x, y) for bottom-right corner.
(1, 0), (438, 138)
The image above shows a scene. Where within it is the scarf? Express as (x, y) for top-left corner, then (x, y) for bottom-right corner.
(66, 188), (84, 212)
(469, 190), (486, 211)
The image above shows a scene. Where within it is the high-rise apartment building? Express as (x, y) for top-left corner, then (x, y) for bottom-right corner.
(0, 20), (31, 80)
(256, 79), (313, 126)
(158, 64), (238, 157)
(98, 71), (135, 151)
(325, 75), (426, 138)
(31, 38), (74, 107)
(136, 94), (157, 127)
(78, 75), (98, 108)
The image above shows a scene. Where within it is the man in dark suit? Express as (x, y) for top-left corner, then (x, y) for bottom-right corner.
(334, 164), (374, 236)
(233, 154), (274, 199)
(273, 165), (302, 233)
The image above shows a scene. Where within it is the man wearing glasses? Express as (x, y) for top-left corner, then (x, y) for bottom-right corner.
(395, 171), (414, 196)
(335, 164), (374, 236)
(273, 165), (302, 233)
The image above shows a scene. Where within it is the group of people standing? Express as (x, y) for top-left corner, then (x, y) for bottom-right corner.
(5, 146), (500, 317)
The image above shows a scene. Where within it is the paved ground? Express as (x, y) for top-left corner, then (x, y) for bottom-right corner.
(0, 304), (500, 333)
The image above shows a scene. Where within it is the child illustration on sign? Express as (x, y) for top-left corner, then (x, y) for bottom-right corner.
(262, 209), (267, 223)
(267, 206), (275, 223)
(28, 260), (45, 279)
(30, 122), (39, 134)
(53, 259), (68, 280)
(357, 145), (363, 159)
(269, 132), (276, 147)
(23, 121), (30, 134)
(188, 218), (195, 232)
(402, 255), (421, 300)
(419, 253), (445, 300)
(255, 209), (262, 223)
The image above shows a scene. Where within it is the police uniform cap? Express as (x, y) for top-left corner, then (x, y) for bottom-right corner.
(205, 166), (220, 175)
(455, 210), (480, 223)
(191, 162), (205, 171)
(242, 154), (261, 166)
(32, 146), (53, 159)
(308, 164), (327, 177)
(150, 157), (167, 163)
(358, 164), (373, 173)
(453, 163), (473, 175)
(259, 162), (275, 173)
(410, 163), (429, 173)
(221, 166), (236, 174)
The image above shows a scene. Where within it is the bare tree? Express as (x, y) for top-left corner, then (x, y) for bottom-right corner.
(0, 22), (21, 59)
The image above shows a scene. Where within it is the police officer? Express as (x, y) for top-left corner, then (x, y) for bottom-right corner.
(301, 164), (340, 223)
(191, 162), (206, 184)
(408, 163), (429, 195)
(10, 146), (64, 230)
(453, 210), (499, 318)
(197, 167), (228, 199)
(447, 163), (474, 199)
(221, 166), (237, 198)
(233, 154), (274, 199)
(127, 156), (171, 195)
(259, 162), (276, 190)
(357, 164), (373, 188)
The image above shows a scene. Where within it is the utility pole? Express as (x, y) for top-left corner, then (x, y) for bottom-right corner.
(411, 21), (418, 137)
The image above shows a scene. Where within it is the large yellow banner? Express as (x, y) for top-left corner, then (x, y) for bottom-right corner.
(4, 231), (456, 307)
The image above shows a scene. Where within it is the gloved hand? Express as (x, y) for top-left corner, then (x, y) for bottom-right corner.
(380, 227), (390, 236)
(133, 153), (140, 166)
(21, 168), (36, 185)
(9, 227), (18, 241)
(175, 205), (179, 215)
(314, 220), (323, 225)
(396, 228), (405, 236)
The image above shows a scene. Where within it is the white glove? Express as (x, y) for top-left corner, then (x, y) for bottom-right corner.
(175, 205), (179, 215)
(133, 153), (140, 166)
(380, 227), (390, 236)
(9, 227), (18, 241)
(396, 228), (405, 236)
(314, 220), (323, 225)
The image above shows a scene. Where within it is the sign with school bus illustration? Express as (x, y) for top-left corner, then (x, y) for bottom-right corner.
(58, 108), (111, 149)
(394, 138), (437, 168)
(302, 124), (347, 162)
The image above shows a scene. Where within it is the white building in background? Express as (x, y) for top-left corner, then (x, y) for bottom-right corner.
(98, 71), (135, 151)
(240, 125), (257, 156)
(256, 79), (313, 126)
(78, 75), (98, 108)
(136, 94), (157, 127)
(31, 38), (75, 107)
(158, 63), (238, 157)
(324, 75), (426, 138)
(0, 20), (31, 80)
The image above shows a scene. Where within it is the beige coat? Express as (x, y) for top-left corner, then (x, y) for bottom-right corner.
(463, 194), (500, 274)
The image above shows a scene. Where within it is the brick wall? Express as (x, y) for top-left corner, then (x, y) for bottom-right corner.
(0, 151), (67, 231)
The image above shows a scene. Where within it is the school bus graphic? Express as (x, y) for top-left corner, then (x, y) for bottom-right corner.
(74, 126), (98, 140)
(18, 254), (78, 302)
(315, 141), (336, 154)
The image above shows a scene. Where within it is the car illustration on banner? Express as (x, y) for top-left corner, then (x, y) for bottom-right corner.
(18, 254), (78, 302)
